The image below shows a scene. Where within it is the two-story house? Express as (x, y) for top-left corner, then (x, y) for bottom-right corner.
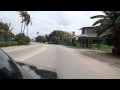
(79, 26), (110, 37)
(75, 26), (110, 48)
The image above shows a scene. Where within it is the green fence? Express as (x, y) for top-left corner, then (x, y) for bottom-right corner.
(54, 41), (73, 46)
(76, 41), (81, 47)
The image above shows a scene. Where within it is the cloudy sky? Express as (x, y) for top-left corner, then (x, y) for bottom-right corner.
(0, 11), (104, 39)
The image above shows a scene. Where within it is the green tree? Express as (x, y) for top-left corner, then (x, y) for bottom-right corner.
(48, 30), (72, 43)
(45, 34), (49, 42)
(90, 11), (120, 54)
(14, 33), (24, 44)
(14, 33), (30, 45)
(0, 22), (14, 41)
(18, 11), (32, 36)
(36, 35), (46, 43)
(18, 11), (26, 34)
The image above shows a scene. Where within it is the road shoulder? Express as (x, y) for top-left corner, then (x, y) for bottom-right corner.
(65, 46), (120, 67)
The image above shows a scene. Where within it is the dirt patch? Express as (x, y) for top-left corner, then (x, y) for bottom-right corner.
(81, 50), (120, 67)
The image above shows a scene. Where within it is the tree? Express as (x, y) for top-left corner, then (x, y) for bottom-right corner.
(90, 11), (120, 55)
(18, 11), (25, 34)
(18, 11), (32, 36)
(36, 35), (46, 43)
(71, 31), (76, 46)
(14, 33), (30, 45)
(48, 30), (72, 43)
(37, 32), (39, 35)
(0, 22), (14, 42)
(72, 31), (75, 36)
(45, 34), (49, 42)
(23, 12), (32, 36)
(102, 34), (113, 46)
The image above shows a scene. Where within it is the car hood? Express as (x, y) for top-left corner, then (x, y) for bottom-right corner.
(16, 62), (57, 79)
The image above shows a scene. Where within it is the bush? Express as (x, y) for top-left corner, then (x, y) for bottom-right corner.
(14, 33), (30, 45)
(0, 42), (18, 47)
(23, 37), (30, 45)
(18, 37), (30, 45)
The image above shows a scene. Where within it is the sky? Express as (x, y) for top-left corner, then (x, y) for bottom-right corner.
(0, 11), (104, 39)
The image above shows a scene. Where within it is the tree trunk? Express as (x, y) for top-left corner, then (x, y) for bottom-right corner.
(112, 26), (120, 55)
(114, 36), (120, 55)
(21, 17), (23, 34)
(26, 26), (28, 36)
(23, 24), (26, 34)
(115, 46), (120, 55)
(72, 39), (75, 46)
(0, 37), (3, 42)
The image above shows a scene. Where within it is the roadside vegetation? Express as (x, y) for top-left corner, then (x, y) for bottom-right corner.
(90, 11), (120, 55)
(0, 42), (18, 47)
(0, 11), (120, 55)
(0, 11), (32, 47)
(36, 30), (72, 44)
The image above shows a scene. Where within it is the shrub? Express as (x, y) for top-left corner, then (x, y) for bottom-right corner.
(0, 42), (18, 47)
(14, 33), (31, 45)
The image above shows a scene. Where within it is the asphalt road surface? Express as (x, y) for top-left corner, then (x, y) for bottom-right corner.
(3, 43), (120, 79)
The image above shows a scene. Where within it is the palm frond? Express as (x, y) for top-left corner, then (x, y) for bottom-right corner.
(115, 15), (120, 23)
(102, 11), (110, 16)
(92, 19), (108, 26)
(95, 20), (113, 36)
(102, 34), (112, 38)
(9, 28), (14, 31)
(90, 15), (107, 19)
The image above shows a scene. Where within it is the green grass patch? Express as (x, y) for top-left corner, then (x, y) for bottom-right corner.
(100, 45), (113, 50)
(91, 44), (99, 49)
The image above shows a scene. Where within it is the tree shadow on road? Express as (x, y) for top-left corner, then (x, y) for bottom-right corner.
(65, 46), (87, 50)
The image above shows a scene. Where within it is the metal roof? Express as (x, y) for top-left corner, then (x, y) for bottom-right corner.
(79, 26), (97, 30)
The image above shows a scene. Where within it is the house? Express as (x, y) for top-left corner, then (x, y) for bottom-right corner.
(73, 26), (110, 49)
(79, 26), (110, 37)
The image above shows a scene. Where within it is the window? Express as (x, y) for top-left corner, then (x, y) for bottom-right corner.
(82, 30), (85, 34)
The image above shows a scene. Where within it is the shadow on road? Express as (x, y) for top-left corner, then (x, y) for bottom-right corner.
(65, 46), (82, 49)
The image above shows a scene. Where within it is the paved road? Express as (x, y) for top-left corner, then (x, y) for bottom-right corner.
(4, 43), (48, 61)
(4, 43), (120, 79)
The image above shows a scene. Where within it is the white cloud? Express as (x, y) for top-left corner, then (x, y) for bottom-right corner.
(0, 11), (103, 38)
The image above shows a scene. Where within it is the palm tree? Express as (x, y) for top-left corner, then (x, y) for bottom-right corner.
(6, 23), (14, 40)
(18, 11), (32, 36)
(37, 32), (39, 35)
(72, 31), (75, 36)
(18, 11), (26, 34)
(25, 17), (32, 36)
(90, 11), (120, 55)
(21, 12), (32, 36)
